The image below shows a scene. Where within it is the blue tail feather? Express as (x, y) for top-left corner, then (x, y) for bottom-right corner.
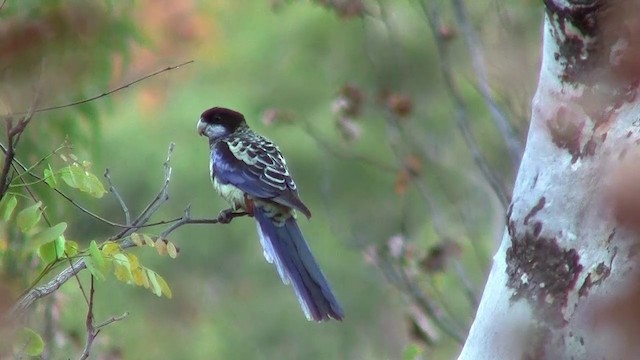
(254, 207), (344, 321)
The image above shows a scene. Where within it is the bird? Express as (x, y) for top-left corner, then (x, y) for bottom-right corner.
(197, 106), (344, 322)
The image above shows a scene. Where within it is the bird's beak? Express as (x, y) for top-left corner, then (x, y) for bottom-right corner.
(197, 118), (206, 136)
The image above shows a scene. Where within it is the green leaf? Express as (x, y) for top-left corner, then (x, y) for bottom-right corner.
(65, 240), (79, 257)
(147, 270), (162, 297)
(54, 235), (66, 259)
(37, 241), (58, 264)
(31, 222), (67, 248)
(402, 343), (423, 360)
(18, 327), (44, 356)
(43, 164), (58, 188)
(16, 202), (42, 232)
(0, 194), (17, 221)
(89, 240), (105, 270)
(83, 171), (107, 198)
(59, 164), (106, 198)
(85, 256), (106, 281)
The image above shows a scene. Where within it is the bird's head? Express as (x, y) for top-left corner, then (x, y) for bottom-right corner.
(197, 107), (247, 140)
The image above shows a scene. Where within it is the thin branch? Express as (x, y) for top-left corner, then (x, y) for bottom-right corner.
(0, 142), (184, 230)
(78, 277), (127, 360)
(299, 120), (398, 173)
(7, 143), (245, 319)
(420, 0), (510, 208)
(0, 0), (7, 12)
(9, 60), (194, 117)
(159, 206), (248, 239)
(450, 0), (523, 167)
(104, 169), (131, 225)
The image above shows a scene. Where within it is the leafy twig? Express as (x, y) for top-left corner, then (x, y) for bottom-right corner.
(7, 143), (242, 319)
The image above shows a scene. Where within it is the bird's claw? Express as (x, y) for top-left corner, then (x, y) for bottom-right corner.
(217, 208), (235, 224)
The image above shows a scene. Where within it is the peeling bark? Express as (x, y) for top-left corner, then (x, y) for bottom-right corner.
(459, 1), (640, 358)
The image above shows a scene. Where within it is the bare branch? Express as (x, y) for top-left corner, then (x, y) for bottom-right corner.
(78, 277), (128, 360)
(104, 169), (131, 225)
(450, 0), (523, 166)
(9, 60), (194, 117)
(419, 0), (510, 208)
(299, 120), (398, 173)
(159, 205), (248, 240)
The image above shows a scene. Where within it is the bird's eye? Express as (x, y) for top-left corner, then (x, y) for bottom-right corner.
(214, 115), (222, 121)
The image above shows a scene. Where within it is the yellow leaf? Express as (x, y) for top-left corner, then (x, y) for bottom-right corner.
(166, 241), (178, 259)
(143, 234), (155, 247)
(130, 233), (143, 247)
(102, 241), (121, 256)
(155, 240), (167, 256)
(132, 267), (149, 288)
(125, 253), (140, 269)
(156, 273), (172, 299)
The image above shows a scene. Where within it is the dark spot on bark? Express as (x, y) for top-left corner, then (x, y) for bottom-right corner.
(524, 197), (546, 225)
(508, 220), (516, 237)
(544, 1), (601, 84)
(554, 52), (560, 61)
(627, 131), (633, 139)
(532, 173), (539, 189)
(579, 273), (592, 297)
(606, 229), (615, 245)
(578, 262), (611, 298)
(601, 132), (607, 142)
(533, 222), (543, 238)
(506, 233), (583, 328)
(582, 138), (597, 157)
(507, 203), (514, 222)
(633, 119), (640, 127)
(580, 336), (584, 346)
(547, 109), (584, 162)
(619, 148), (628, 160)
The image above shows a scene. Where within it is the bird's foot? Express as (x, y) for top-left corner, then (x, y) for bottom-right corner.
(217, 208), (249, 224)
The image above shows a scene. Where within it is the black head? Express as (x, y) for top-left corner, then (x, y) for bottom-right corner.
(197, 107), (247, 140)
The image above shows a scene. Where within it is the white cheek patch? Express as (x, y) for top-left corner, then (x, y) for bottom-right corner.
(207, 124), (228, 139)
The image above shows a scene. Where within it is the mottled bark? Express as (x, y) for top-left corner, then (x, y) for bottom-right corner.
(459, 1), (640, 358)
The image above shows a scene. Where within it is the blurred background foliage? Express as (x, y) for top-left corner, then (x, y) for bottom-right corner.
(0, 0), (543, 359)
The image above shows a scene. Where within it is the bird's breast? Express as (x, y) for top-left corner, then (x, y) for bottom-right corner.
(212, 177), (247, 211)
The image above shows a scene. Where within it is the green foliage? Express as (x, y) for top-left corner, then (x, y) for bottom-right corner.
(17, 328), (45, 357)
(16, 202), (42, 233)
(0, 194), (17, 221)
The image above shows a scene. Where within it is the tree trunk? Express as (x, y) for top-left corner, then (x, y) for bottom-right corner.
(459, 1), (640, 358)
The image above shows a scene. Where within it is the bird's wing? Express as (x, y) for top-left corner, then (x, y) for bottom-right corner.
(212, 137), (312, 218)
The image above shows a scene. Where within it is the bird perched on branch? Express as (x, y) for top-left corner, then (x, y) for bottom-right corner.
(197, 107), (344, 321)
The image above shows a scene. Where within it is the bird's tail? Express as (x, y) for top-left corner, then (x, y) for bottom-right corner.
(253, 206), (344, 321)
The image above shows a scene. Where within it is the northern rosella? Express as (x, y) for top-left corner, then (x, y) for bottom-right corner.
(197, 107), (344, 321)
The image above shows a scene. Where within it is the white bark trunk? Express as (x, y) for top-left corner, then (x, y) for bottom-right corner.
(459, 1), (640, 358)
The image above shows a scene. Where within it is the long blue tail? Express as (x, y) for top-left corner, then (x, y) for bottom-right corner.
(253, 207), (344, 321)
